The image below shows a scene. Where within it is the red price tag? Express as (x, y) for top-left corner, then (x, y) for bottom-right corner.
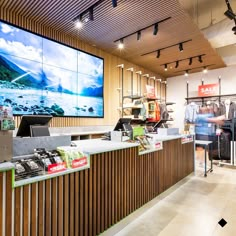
(72, 157), (88, 168)
(48, 162), (67, 174)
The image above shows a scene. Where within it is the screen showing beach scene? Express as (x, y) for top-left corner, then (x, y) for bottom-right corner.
(0, 21), (104, 117)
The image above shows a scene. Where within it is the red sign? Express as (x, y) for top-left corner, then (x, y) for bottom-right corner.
(72, 157), (88, 168)
(198, 83), (219, 97)
(48, 162), (67, 174)
(181, 135), (193, 144)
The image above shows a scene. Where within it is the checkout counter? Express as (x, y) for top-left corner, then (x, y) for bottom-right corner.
(0, 124), (194, 236)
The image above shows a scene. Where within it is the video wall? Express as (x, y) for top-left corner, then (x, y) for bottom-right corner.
(0, 21), (104, 117)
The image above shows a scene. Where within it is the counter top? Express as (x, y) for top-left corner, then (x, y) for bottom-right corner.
(72, 139), (139, 154)
(51, 130), (109, 136)
(147, 134), (192, 141)
(0, 162), (15, 172)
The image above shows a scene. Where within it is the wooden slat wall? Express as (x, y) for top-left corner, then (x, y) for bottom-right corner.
(0, 141), (194, 236)
(136, 139), (194, 206)
(0, 11), (165, 129)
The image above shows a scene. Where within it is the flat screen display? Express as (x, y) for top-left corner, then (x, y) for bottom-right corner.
(0, 20), (104, 117)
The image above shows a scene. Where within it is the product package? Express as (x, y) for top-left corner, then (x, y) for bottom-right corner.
(57, 146), (89, 169)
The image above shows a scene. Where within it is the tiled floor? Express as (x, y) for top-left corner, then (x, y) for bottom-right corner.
(101, 158), (236, 236)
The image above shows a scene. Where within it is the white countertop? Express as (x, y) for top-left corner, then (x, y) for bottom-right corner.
(147, 134), (192, 141)
(0, 162), (15, 172)
(71, 139), (139, 154)
(50, 130), (109, 136)
(195, 140), (212, 145)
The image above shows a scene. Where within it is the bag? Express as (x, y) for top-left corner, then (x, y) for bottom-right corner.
(219, 131), (231, 160)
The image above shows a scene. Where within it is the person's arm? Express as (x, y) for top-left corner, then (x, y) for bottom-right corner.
(207, 114), (226, 125)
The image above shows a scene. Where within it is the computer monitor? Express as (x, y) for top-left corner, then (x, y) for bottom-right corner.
(113, 118), (132, 131)
(16, 115), (52, 137)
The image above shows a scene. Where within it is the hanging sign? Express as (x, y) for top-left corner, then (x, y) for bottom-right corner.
(198, 83), (219, 97)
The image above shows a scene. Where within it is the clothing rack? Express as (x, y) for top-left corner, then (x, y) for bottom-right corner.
(185, 77), (236, 166)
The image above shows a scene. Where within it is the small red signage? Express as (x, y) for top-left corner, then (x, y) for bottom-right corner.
(72, 157), (88, 168)
(48, 162), (67, 174)
(198, 83), (219, 97)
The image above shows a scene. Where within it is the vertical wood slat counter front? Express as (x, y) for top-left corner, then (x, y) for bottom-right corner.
(0, 137), (194, 236)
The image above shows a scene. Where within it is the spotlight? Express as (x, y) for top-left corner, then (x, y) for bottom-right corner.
(118, 39), (124, 49)
(189, 57), (192, 65)
(156, 50), (160, 58)
(185, 70), (189, 76)
(164, 64), (168, 71)
(137, 31), (141, 41)
(224, 9), (236, 20)
(75, 20), (83, 29)
(203, 67), (208, 73)
(198, 55), (203, 63)
(179, 43), (183, 52)
(89, 7), (94, 21)
(175, 61), (179, 68)
(112, 0), (117, 7)
(153, 23), (158, 35)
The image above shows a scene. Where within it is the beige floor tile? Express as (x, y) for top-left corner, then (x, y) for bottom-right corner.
(101, 163), (236, 236)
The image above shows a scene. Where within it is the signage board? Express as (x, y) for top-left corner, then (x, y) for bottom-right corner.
(181, 135), (193, 144)
(198, 83), (219, 97)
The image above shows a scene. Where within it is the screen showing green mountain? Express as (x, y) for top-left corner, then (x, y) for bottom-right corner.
(0, 21), (104, 117)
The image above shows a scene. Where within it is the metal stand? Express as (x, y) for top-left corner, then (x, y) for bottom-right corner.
(195, 140), (213, 177)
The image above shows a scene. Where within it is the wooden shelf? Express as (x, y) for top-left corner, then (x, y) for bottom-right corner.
(123, 95), (143, 99)
(166, 102), (176, 105)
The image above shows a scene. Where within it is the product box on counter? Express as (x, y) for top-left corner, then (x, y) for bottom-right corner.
(57, 146), (90, 170)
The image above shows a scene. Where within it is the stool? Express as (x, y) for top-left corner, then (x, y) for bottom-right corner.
(195, 140), (213, 177)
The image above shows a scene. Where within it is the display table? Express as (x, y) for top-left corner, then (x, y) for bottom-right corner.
(195, 140), (213, 177)
(0, 135), (194, 236)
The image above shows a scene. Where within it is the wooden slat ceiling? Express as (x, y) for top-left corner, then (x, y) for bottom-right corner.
(0, 0), (226, 78)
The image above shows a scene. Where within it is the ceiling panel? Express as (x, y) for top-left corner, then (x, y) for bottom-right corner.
(0, 0), (226, 78)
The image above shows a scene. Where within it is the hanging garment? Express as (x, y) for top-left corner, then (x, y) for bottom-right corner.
(139, 102), (147, 120)
(185, 103), (199, 123)
(204, 102), (219, 116)
(219, 101), (236, 119)
(159, 103), (169, 120)
(154, 101), (161, 121)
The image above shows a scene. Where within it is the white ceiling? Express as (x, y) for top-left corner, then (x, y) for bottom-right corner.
(179, 0), (236, 66)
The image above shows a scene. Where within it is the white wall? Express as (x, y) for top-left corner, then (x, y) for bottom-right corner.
(166, 65), (236, 132)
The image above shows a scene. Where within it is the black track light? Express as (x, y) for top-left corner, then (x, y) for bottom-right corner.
(175, 61), (179, 68)
(179, 43), (183, 52)
(164, 64), (168, 71)
(189, 57), (192, 65)
(118, 38), (124, 49)
(137, 31), (141, 41)
(185, 70), (189, 76)
(112, 0), (117, 7)
(232, 25), (236, 33)
(198, 55), (203, 63)
(203, 66), (208, 73)
(89, 8), (94, 21)
(153, 23), (158, 35)
(156, 50), (160, 58)
(224, 9), (236, 20)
